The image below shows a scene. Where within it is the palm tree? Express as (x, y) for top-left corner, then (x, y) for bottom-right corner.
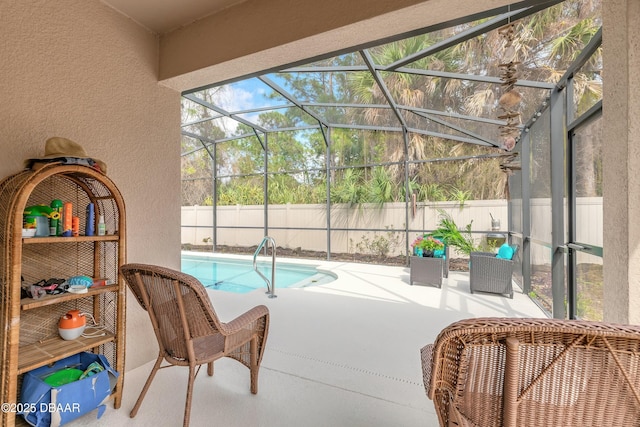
(343, 1), (601, 201)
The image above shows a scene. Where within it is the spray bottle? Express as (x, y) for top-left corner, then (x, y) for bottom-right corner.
(98, 215), (106, 236)
(50, 199), (63, 236)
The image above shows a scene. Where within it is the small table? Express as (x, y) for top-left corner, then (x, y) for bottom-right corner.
(410, 256), (445, 288)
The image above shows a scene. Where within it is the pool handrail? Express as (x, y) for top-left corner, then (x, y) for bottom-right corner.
(253, 236), (277, 298)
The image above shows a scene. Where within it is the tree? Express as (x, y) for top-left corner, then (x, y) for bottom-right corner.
(181, 1), (603, 206)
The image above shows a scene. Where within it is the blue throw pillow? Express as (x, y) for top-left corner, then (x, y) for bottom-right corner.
(496, 243), (514, 260)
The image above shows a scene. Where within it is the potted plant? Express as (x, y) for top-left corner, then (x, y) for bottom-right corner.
(412, 235), (445, 257)
(409, 235), (447, 288)
(430, 210), (477, 256)
(411, 235), (426, 256)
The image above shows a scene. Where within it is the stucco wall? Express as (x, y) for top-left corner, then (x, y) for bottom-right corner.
(0, 0), (180, 369)
(603, 0), (640, 324)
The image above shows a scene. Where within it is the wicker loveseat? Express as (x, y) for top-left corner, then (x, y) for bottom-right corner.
(420, 317), (640, 427)
(469, 244), (518, 298)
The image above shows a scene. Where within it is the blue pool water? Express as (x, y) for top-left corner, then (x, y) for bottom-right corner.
(181, 253), (336, 294)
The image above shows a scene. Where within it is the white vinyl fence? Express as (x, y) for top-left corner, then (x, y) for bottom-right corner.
(182, 198), (603, 262)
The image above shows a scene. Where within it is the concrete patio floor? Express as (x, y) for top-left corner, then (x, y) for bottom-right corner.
(69, 255), (547, 427)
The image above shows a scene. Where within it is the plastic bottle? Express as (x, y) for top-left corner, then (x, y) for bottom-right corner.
(72, 216), (80, 237)
(62, 202), (73, 237)
(85, 203), (95, 236)
(97, 215), (106, 236)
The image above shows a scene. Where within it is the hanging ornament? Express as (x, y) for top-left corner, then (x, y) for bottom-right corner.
(496, 22), (522, 152)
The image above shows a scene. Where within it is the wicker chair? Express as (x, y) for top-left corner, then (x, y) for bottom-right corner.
(120, 263), (270, 427)
(469, 245), (518, 298)
(420, 317), (640, 427)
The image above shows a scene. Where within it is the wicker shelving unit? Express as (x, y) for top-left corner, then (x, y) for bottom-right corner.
(0, 164), (126, 426)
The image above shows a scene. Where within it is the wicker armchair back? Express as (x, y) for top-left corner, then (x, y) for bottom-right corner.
(469, 245), (519, 298)
(421, 317), (640, 427)
(120, 263), (269, 427)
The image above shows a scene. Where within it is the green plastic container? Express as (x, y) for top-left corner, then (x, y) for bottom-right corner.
(43, 368), (83, 387)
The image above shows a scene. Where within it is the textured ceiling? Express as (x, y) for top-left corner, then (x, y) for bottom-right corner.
(101, 0), (248, 33)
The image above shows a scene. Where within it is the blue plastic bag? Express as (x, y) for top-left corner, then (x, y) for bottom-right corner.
(19, 352), (118, 427)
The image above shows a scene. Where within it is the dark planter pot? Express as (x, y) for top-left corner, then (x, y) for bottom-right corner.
(423, 250), (434, 257)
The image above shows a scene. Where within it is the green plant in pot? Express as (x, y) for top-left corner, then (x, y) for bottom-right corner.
(430, 209), (477, 256)
(412, 235), (445, 257)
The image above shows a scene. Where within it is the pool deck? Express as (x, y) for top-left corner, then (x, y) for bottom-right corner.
(69, 254), (548, 427)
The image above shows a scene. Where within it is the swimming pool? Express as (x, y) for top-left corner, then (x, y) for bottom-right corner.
(181, 253), (336, 294)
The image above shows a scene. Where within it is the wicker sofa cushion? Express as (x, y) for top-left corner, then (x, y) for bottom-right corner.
(496, 243), (515, 260)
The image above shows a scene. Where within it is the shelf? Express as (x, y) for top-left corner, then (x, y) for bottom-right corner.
(22, 234), (119, 244)
(1, 164), (127, 426)
(20, 284), (119, 310)
(18, 331), (116, 374)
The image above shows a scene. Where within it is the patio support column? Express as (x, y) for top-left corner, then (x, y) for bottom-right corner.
(520, 132), (532, 296)
(403, 127), (410, 263)
(192, 137), (218, 250)
(603, 0), (640, 324)
(264, 133), (269, 239)
(199, 141), (217, 250)
(212, 146), (217, 250)
(326, 128), (332, 260)
(550, 89), (566, 319)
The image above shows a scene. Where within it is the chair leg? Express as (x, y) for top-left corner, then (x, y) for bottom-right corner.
(250, 337), (258, 394)
(183, 364), (197, 427)
(130, 354), (163, 418)
(207, 361), (214, 376)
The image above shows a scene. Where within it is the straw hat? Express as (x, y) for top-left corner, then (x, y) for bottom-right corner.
(25, 137), (107, 173)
